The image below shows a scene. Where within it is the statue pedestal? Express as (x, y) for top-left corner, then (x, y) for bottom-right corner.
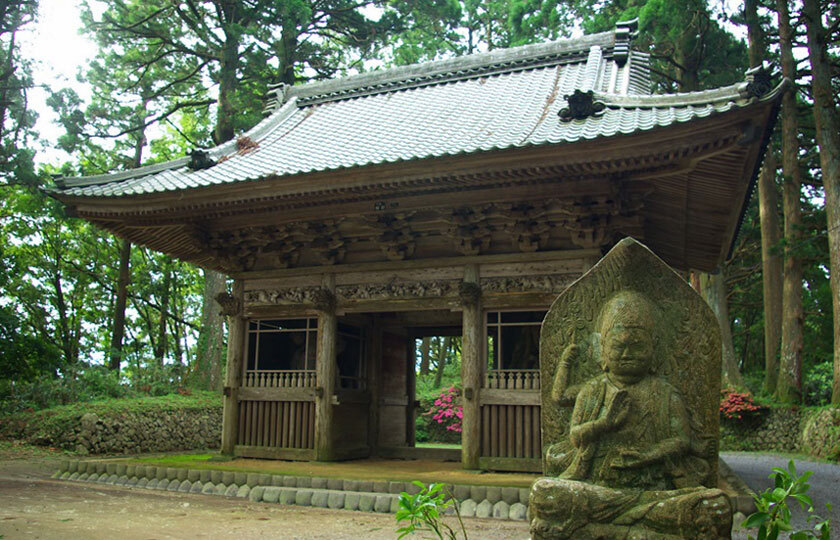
(529, 478), (732, 539)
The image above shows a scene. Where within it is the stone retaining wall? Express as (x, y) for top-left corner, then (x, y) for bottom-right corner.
(53, 460), (529, 521)
(801, 408), (840, 461)
(18, 407), (222, 455)
(720, 407), (806, 453)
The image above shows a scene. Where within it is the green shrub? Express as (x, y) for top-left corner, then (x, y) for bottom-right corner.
(396, 482), (466, 539)
(741, 460), (831, 540)
(804, 362), (833, 406)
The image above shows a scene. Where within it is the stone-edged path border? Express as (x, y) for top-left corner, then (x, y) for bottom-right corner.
(52, 460), (529, 521)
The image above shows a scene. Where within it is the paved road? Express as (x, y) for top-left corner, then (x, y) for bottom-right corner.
(721, 452), (839, 538)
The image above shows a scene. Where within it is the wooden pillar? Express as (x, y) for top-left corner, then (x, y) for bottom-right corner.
(314, 273), (337, 461)
(460, 264), (482, 469)
(367, 321), (382, 455)
(221, 280), (245, 455)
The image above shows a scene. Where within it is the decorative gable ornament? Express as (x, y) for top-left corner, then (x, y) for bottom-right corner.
(558, 90), (607, 122)
(745, 62), (779, 98)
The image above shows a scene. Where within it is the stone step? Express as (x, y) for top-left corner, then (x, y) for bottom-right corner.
(51, 460), (529, 521)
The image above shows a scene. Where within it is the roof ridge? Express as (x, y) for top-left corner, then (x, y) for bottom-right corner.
(264, 31), (617, 111)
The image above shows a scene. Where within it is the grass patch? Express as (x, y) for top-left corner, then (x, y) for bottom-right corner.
(133, 453), (216, 464)
(416, 442), (461, 450)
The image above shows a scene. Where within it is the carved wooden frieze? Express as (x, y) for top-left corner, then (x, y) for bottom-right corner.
(337, 279), (460, 301)
(480, 274), (575, 294)
(245, 286), (324, 305)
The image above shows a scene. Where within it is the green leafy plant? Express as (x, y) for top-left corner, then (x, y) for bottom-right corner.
(396, 481), (467, 539)
(742, 460), (831, 540)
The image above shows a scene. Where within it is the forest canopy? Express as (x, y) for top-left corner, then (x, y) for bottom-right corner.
(0, 0), (838, 413)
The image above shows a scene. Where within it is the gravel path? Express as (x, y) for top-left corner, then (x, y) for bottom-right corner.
(721, 452), (838, 538)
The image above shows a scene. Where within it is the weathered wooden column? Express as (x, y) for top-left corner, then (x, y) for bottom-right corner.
(460, 264), (483, 469)
(314, 273), (337, 461)
(220, 280), (245, 455)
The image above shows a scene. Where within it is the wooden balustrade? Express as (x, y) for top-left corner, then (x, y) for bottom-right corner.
(483, 369), (541, 390)
(244, 370), (317, 388)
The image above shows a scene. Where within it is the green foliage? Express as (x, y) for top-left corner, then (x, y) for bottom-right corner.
(742, 460), (831, 540)
(804, 363), (834, 406)
(396, 481), (467, 539)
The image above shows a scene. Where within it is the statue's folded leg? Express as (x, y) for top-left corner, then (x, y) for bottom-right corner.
(613, 487), (732, 539)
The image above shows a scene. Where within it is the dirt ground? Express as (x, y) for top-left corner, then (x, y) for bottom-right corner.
(0, 456), (530, 539)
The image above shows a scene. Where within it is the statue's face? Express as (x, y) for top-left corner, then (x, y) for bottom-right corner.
(602, 324), (654, 379)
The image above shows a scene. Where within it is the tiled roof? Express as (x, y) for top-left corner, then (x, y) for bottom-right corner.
(53, 22), (778, 199)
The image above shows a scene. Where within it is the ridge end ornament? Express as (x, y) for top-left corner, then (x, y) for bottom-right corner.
(558, 90), (606, 122)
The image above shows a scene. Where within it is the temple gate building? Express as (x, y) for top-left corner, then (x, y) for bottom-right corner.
(50, 21), (785, 472)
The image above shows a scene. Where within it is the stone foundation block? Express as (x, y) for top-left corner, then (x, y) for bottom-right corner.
(199, 470), (211, 483)
(115, 476), (128, 486)
(283, 476), (297, 487)
(190, 481), (204, 493)
(327, 478), (343, 491)
(202, 483), (216, 495)
(518, 488), (529, 505)
(234, 472), (247, 486)
(492, 501), (509, 519)
(271, 475), (284, 487)
(343, 479), (359, 492)
(295, 489), (313, 506)
(178, 480), (192, 492)
(390, 497), (400, 513)
(165, 467), (178, 480)
(221, 472), (234, 485)
(358, 494), (376, 512)
(311, 491), (328, 508)
(107, 474), (119, 484)
(344, 493), (360, 511)
(69, 472), (80, 481)
(327, 492), (345, 509)
(126, 465), (136, 477)
(167, 479), (180, 491)
(311, 477), (327, 489)
(263, 487), (281, 503)
(177, 469), (188, 482)
(475, 500), (493, 518)
(106, 464), (117, 475)
(249, 486), (265, 502)
(388, 481), (405, 494)
(224, 484), (239, 497)
(280, 488), (297, 505)
(459, 499), (477, 517)
(469, 485), (487, 502)
(146, 478), (159, 489)
(486, 486), (502, 504)
(115, 464), (127, 476)
(236, 485), (250, 498)
(136, 477), (148, 488)
(79, 473), (90, 481)
(509, 502), (527, 521)
(259, 474), (272, 486)
(246, 473), (260, 487)
(210, 470), (222, 484)
(296, 477), (312, 489)
(96, 463), (107, 474)
(501, 487), (519, 505)
(372, 481), (389, 493)
(214, 483), (227, 495)
(187, 469), (200, 482)
(374, 495), (392, 513)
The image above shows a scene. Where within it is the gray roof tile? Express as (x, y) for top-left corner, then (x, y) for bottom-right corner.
(54, 27), (777, 199)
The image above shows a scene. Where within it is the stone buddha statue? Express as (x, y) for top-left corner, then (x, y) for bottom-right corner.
(531, 238), (733, 540)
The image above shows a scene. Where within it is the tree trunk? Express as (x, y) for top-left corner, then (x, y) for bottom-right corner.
(802, 0), (840, 405)
(775, 0), (804, 403)
(745, 0), (783, 394)
(153, 259), (173, 365)
(109, 239), (131, 372)
(419, 337), (431, 376)
(194, 269), (226, 390)
(434, 336), (451, 388)
(700, 271), (744, 388)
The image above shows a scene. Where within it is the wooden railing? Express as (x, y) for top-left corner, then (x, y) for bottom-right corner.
(244, 370), (316, 388)
(483, 369), (540, 390)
